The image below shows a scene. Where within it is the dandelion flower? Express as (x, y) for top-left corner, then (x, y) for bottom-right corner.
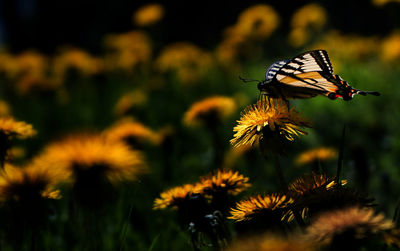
(0, 163), (63, 202)
(196, 169), (250, 196)
(183, 96), (236, 127)
(35, 133), (146, 184)
(52, 48), (103, 85)
(229, 194), (292, 222)
(231, 99), (310, 149)
(0, 100), (11, 117)
(133, 4), (164, 26)
(288, 173), (345, 195)
(156, 42), (213, 84)
(0, 117), (36, 139)
(295, 147), (337, 166)
(305, 207), (394, 246)
(153, 184), (198, 210)
(104, 31), (152, 73)
(0, 117), (36, 168)
(372, 0), (400, 6)
(104, 117), (160, 147)
(381, 31), (400, 62)
(114, 90), (148, 116)
(288, 173), (374, 222)
(234, 4), (280, 40)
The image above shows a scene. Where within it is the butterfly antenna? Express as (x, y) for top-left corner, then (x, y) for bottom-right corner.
(239, 76), (260, 83)
(356, 90), (381, 96)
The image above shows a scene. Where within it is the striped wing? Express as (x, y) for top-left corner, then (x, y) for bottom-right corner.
(272, 50), (338, 96)
(275, 50), (333, 81)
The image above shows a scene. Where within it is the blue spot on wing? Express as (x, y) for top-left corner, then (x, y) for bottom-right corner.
(265, 60), (289, 80)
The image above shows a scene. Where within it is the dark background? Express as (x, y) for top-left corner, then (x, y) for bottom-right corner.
(1, 0), (399, 54)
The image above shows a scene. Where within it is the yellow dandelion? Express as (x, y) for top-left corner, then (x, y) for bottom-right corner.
(231, 99), (310, 148)
(288, 173), (346, 196)
(312, 31), (379, 63)
(229, 194), (293, 222)
(13, 51), (51, 94)
(291, 4), (327, 31)
(104, 117), (160, 146)
(0, 163), (64, 202)
(228, 233), (316, 251)
(234, 4), (280, 40)
(381, 31), (400, 62)
(196, 169), (250, 196)
(35, 133), (146, 184)
(289, 4), (327, 47)
(0, 100), (11, 117)
(156, 42), (213, 85)
(0, 117), (36, 168)
(114, 90), (148, 116)
(305, 207), (394, 245)
(153, 184), (198, 210)
(0, 51), (19, 78)
(0, 117), (36, 139)
(52, 48), (103, 85)
(183, 96), (236, 127)
(104, 30), (152, 73)
(133, 3), (164, 26)
(372, 0), (400, 6)
(295, 147), (338, 166)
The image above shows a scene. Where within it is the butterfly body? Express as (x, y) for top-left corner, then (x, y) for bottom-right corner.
(255, 50), (380, 101)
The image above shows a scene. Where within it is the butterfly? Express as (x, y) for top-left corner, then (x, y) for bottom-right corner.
(241, 50), (380, 101)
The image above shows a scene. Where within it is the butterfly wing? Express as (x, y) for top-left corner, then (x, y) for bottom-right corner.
(262, 50), (379, 100)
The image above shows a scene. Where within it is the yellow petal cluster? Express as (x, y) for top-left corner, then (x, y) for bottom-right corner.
(0, 117), (36, 138)
(231, 99), (310, 148)
(35, 133), (146, 184)
(183, 96), (236, 127)
(196, 169), (251, 196)
(229, 194), (293, 222)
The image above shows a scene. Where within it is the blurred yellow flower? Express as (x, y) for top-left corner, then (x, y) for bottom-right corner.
(295, 147), (337, 166)
(153, 184), (198, 210)
(9, 51), (54, 95)
(372, 0), (400, 6)
(228, 234), (316, 251)
(114, 90), (148, 116)
(289, 4), (327, 47)
(35, 133), (147, 184)
(311, 31), (379, 63)
(52, 48), (103, 85)
(0, 100), (11, 117)
(0, 117), (36, 139)
(0, 163), (63, 202)
(216, 4), (279, 66)
(195, 169), (250, 196)
(104, 31), (152, 73)
(228, 194), (293, 222)
(381, 31), (400, 62)
(305, 207), (394, 245)
(291, 4), (327, 30)
(133, 3), (164, 26)
(234, 4), (280, 40)
(156, 42), (213, 85)
(231, 99), (310, 148)
(288, 173), (346, 196)
(0, 51), (19, 78)
(183, 96), (236, 127)
(104, 117), (160, 146)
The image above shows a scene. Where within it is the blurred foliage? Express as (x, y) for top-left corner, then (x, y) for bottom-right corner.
(1, 2), (400, 250)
